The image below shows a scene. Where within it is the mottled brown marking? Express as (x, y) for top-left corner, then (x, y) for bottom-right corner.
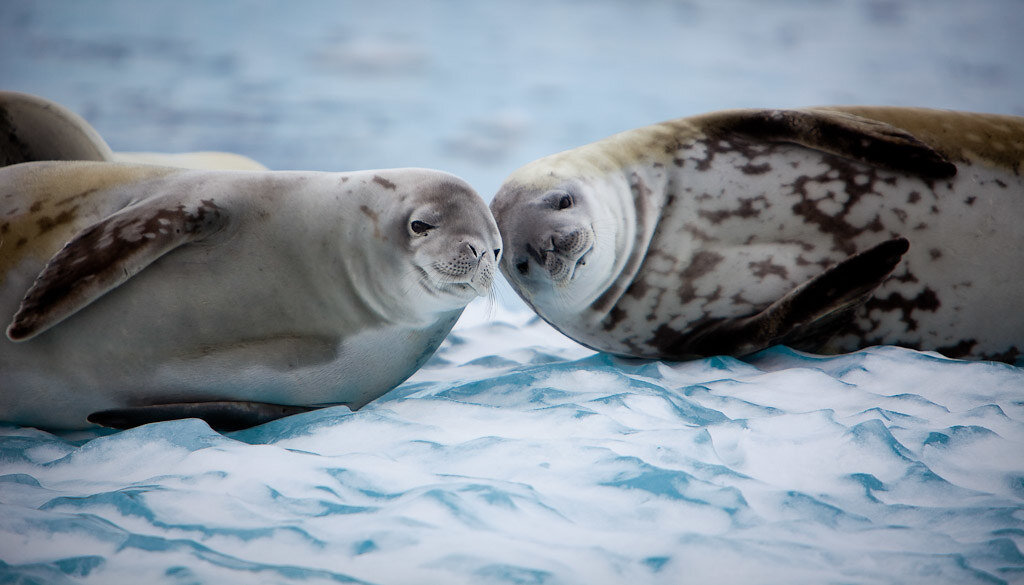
(749, 258), (789, 280)
(7, 198), (226, 341)
(373, 176), (397, 190)
(55, 189), (98, 208)
(629, 172), (652, 202)
(787, 153), (893, 255)
(36, 206), (78, 234)
(678, 250), (724, 304)
(604, 305), (629, 331)
(698, 195), (767, 225)
(740, 162), (772, 175)
(863, 287), (941, 332)
(359, 204), (382, 239)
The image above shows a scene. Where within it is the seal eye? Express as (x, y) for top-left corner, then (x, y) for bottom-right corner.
(556, 194), (573, 210)
(410, 220), (434, 235)
(515, 260), (529, 275)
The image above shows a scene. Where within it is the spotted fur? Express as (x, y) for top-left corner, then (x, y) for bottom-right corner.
(492, 107), (1024, 363)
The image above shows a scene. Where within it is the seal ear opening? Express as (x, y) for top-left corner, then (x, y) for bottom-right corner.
(6, 195), (227, 342)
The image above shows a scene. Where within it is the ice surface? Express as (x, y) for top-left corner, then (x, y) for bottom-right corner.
(1, 303), (1023, 584)
(2, 1), (1024, 583)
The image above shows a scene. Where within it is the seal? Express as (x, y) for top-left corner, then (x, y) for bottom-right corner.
(492, 107), (1024, 363)
(0, 90), (113, 166)
(0, 161), (501, 429)
(1, 90), (266, 170)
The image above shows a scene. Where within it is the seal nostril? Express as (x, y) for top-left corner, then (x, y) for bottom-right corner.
(468, 244), (478, 257)
(493, 248), (501, 259)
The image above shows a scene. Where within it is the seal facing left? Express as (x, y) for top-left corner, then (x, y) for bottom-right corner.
(0, 161), (501, 430)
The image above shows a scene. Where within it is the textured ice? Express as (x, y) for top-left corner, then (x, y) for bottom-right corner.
(2, 305), (1023, 584)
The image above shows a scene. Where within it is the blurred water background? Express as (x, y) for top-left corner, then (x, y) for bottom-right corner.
(2, 0), (1022, 202)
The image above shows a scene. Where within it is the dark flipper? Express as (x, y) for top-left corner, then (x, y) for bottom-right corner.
(7, 189), (227, 341)
(88, 401), (321, 432)
(667, 238), (910, 359)
(721, 109), (957, 179)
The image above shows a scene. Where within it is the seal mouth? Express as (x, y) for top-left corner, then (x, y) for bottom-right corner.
(567, 247), (592, 281)
(544, 245), (593, 286)
(421, 266), (493, 299)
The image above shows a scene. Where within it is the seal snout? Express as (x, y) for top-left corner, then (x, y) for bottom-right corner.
(517, 225), (594, 285)
(430, 238), (499, 298)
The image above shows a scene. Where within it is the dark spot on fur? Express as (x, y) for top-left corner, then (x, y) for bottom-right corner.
(740, 162), (772, 175)
(36, 207), (78, 234)
(698, 196), (767, 225)
(629, 173), (652, 203)
(749, 258), (789, 280)
(863, 287), (941, 332)
(373, 176), (397, 190)
(980, 345), (1020, 363)
(604, 306), (630, 331)
(907, 191), (921, 204)
(56, 189), (97, 208)
(29, 201), (42, 213)
(964, 196), (977, 206)
(929, 249), (942, 260)
(625, 277), (649, 299)
(677, 250), (724, 304)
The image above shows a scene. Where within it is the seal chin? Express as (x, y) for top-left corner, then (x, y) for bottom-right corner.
(422, 264), (495, 300)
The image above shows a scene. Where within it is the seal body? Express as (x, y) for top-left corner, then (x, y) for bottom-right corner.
(1, 161), (501, 429)
(492, 107), (1024, 363)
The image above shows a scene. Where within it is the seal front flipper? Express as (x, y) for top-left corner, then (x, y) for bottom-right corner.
(667, 238), (910, 359)
(88, 402), (320, 431)
(6, 191), (227, 341)
(723, 108), (957, 179)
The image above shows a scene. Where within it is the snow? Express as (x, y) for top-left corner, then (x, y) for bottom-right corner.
(1, 303), (1023, 584)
